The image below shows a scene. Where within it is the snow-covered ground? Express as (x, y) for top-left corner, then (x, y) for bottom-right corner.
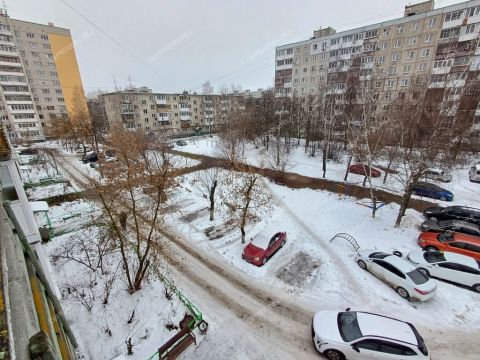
(166, 170), (480, 351)
(175, 135), (480, 207)
(46, 145), (480, 359)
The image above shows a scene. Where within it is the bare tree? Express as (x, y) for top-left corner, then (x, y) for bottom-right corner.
(222, 168), (272, 243)
(91, 126), (176, 293)
(192, 167), (223, 221)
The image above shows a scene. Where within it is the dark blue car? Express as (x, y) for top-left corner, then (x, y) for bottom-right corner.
(412, 182), (454, 201)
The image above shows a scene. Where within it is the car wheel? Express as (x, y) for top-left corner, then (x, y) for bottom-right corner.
(425, 246), (438, 252)
(418, 268), (430, 277)
(357, 260), (367, 270)
(393, 251), (403, 257)
(439, 196), (447, 201)
(472, 284), (480, 293)
(396, 286), (410, 299)
(323, 349), (345, 360)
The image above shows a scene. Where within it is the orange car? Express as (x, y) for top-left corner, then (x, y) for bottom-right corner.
(418, 231), (480, 261)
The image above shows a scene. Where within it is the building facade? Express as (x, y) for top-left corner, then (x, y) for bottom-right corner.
(274, 0), (480, 129)
(99, 88), (245, 135)
(0, 10), (86, 142)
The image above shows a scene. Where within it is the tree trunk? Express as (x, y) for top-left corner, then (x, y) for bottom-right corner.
(322, 141), (327, 178)
(209, 180), (218, 221)
(383, 159), (392, 184)
(344, 155), (353, 182)
(395, 186), (413, 228)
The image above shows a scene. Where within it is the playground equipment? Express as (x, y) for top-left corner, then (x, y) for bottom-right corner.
(147, 275), (208, 360)
(330, 232), (360, 252)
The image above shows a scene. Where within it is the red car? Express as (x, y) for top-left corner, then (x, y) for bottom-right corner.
(418, 231), (480, 261)
(242, 230), (287, 266)
(348, 164), (381, 178)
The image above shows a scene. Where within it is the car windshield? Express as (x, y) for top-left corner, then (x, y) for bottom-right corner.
(409, 324), (429, 356)
(407, 269), (429, 285)
(423, 251), (446, 263)
(338, 312), (362, 342)
(438, 233), (453, 242)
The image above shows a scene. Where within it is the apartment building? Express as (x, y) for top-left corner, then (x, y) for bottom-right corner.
(0, 10), (86, 141)
(100, 88), (245, 135)
(275, 0), (480, 127)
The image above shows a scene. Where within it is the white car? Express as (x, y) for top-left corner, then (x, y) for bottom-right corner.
(356, 250), (437, 301)
(312, 310), (430, 360)
(469, 164), (480, 182)
(423, 168), (452, 183)
(407, 250), (480, 292)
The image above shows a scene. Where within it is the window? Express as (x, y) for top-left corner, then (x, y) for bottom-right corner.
(338, 312), (362, 342)
(400, 79), (409, 87)
(387, 79), (395, 88)
(377, 55), (385, 64)
(441, 27), (461, 39)
(388, 66), (396, 74)
(469, 6), (480, 17)
(394, 39), (401, 48)
(445, 10), (463, 22)
(453, 56), (470, 66)
(403, 65), (411, 73)
(428, 17), (437, 27)
(412, 22), (419, 31)
(397, 25), (404, 33)
(29, 42), (37, 49)
(40, 34), (48, 40)
(465, 243), (480, 253)
(380, 42), (388, 50)
(330, 38), (339, 46)
(37, 70), (45, 76)
(31, 51), (40, 58)
(383, 27), (390, 36)
(46, 105), (55, 110)
(42, 88), (50, 94)
(465, 24), (476, 34)
(26, 32), (35, 38)
(406, 50), (415, 60)
(365, 29), (378, 38)
(421, 48), (431, 57)
(392, 53), (399, 62)
(425, 33), (433, 43)
(408, 36), (417, 45)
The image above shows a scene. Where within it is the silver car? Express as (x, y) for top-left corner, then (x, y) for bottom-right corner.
(423, 168), (452, 183)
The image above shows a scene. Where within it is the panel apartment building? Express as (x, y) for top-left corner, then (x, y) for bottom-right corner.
(99, 87), (245, 135)
(0, 10), (87, 142)
(275, 0), (480, 127)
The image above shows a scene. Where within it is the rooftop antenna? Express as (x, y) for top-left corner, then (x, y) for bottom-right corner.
(2, 0), (7, 15)
(128, 75), (133, 89)
(113, 74), (118, 91)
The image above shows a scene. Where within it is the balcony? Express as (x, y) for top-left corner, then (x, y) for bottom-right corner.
(180, 114), (191, 121)
(10, 109), (35, 114)
(0, 70), (25, 77)
(0, 50), (18, 57)
(157, 114), (169, 121)
(156, 97), (167, 105)
(5, 100), (33, 105)
(0, 60), (22, 68)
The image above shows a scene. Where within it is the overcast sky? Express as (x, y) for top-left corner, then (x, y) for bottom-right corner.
(10, 0), (464, 94)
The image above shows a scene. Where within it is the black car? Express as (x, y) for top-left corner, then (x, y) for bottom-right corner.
(176, 140), (187, 146)
(420, 219), (480, 237)
(423, 205), (480, 226)
(82, 152), (98, 163)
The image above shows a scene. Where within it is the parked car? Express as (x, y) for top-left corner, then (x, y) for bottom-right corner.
(417, 231), (480, 261)
(104, 149), (116, 157)
(19, 148), (39, 155)
(469, 164), (480, 182)
(356, 250), (437, 301)
(423, 205), (480, 225)
(420, 219), (480, 237)
(348, 164), (381, 178)
(82, 152), (98, 163)
(312, 310), (430, 360)
(176, 140), (187, 146)
(411, 182), (453, 201)
(407, 250), (480, 292)
(242, 230), (286, 266)
(423, 168), (452, 183)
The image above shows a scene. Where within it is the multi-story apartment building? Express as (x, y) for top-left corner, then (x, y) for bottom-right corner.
(275, 0), (480, 129)
(100, 88), (245, 135)
(0, 10), (86, 142)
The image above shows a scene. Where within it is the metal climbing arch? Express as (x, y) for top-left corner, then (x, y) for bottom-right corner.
(330, 233), (360, 252)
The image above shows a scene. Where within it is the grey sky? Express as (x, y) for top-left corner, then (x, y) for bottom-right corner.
(10, 0), (464, 94)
